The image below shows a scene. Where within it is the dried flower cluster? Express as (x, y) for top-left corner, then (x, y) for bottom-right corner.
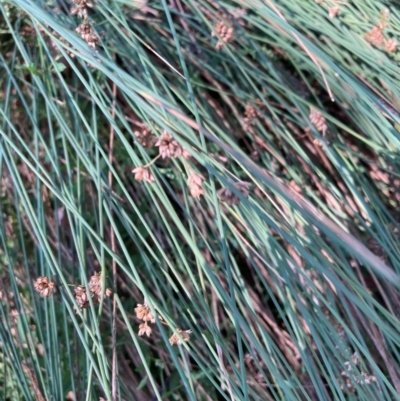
(364, 22), (398, 53)
(340, 352), (377, 391)
(309, 107), (327, 135)
(242, 103), (259, 131)
(33, 276), (55, 298)
(365, 26), (385, 47)
(71, 0), (92, 18)
(74, 286), (90, 310)
(71, 0), (99, 49)
(132, 127), (195, 192)
(135, 302), (192, 344)
(169, 328), (192, 345)
(187, 172), (205, 198)
(74, 272), (112, 311)
(135, 303), (155, 337)
(75, 22), (99, 49)
(155, 131), (190, 159)
(132, 166), (155, 183)
(385, 38), (398, 53)
(212, 21), (234, 50)
(134, 124), (157, 148)
(218, 181), (251, 206)
(328, 6), (340, 19)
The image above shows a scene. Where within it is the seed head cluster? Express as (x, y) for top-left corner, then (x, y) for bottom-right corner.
(155, 132), (190, 159)
(187, 172), (205, 198)
(132, 166), (155, 183)
(74, 272), (112, 311)
(218, 181), (251, 206)
(169, 329), (192, 345)
(309, 107), (327, 134)
(135, 303), (155, 337)
(33, 277), (56, 298)
(75, 22), (98, 49)
(242, 103), (258, 131)
(71, 0), (99, 49)
(134, 302), (192, 344)
(134, 125), (157, 148)
(212, 21), (234, 50)
(364, 24), (397, 53)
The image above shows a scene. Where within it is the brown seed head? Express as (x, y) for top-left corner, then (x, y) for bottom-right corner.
(74, 286), (91, 310)
(217, 181), (251, 206)
(88, 271), (112, 301)
(155, 132), (189, 159)
(33, 277), (55, 298)
(76, 22), (98, 49)
(70, 0), (92, 18)
(138, 322), (152, 337)
(187, 172), (205, 198)
(385, 38), (398, 52)
(245, 103), (257, 119)
(134, 125), (157, 148)
(169, 329), (192, 345)
(329, 6), (340, 19)
(132, 166), (155, 183)
(309, 108), (327, 134)
(135, 303), (155, 323)
(212, 21), (234, 50)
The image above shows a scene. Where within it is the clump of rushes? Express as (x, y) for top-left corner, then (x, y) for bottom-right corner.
(212, 21), (234, 50)
(169, 328), (192, 345)
(187, 172), (205, 198)
(33, 277), (55, 298)
(218, 181), (251, 206)
(155, 131), (190, 159)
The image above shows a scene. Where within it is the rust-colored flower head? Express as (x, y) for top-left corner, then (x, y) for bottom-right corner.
(132, 166), (155, 183)
(169, 329), (192, 345)
(74, 286), (91, 310)
(88, 271), (112, 301)
(217, 181), (251, 206)
(134, 125), (157, 148)
(135, 303), (155, 323)
(33, 277), (55, 298)
(155, 131), (189, 159)
(138, 322), (152, 337)
(309, 107), (327, 134)
(187, 172), (205, 198)
(212, 21), (234, 50)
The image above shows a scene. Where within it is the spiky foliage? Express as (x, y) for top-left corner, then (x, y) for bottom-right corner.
(1, 0), (400, 400)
